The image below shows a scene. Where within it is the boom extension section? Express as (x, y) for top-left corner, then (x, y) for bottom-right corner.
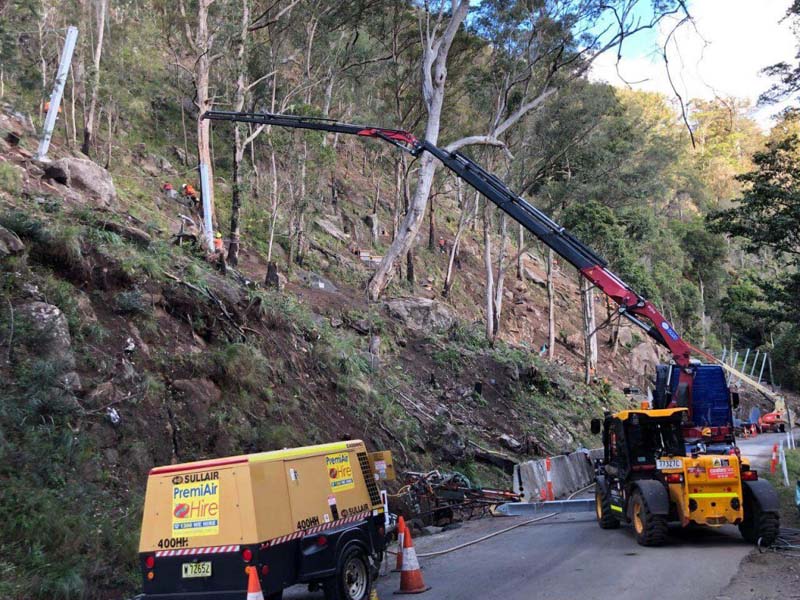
(203, 110), (696, 400)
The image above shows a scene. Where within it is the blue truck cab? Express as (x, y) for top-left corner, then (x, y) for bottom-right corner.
(654, 364), (738, 451)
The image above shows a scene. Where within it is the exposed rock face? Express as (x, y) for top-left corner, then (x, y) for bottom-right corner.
(0, 224), (24, 256)
(630, 341), (660, 381)
(44, 157), (117, 209)
(299, 270), (337, 292)
(385, 297), (457, 332)
(616, 326), (634, 347)
(436, 422), (467, 463)
(172, 378), (222, 429)
(18, 302), (76, 370)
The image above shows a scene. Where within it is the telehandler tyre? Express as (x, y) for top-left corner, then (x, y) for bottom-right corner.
(739, 495), (779, 546)
(595, 485), (620, 529)
(630, 490), (668, 546)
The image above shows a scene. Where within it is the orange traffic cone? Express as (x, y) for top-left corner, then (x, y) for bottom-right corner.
(246, 565), (265, 600)
(771, 444), (778, 474)
(393, 516), (406, 572)
(394, 527), (430, 595)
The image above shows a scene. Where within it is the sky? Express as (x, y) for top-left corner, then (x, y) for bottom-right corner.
(589, 0), (798, 130)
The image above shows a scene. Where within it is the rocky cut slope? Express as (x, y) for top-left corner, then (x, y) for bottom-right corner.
(0, 104), (649, 599)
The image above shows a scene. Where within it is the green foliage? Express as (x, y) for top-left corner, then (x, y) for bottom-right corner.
(709, 135), (800, 258)
(114, 288), (152, 315)
(0, 162), (21, 194)
(764, 448), (800, 528)
(212, 342), (271, 396)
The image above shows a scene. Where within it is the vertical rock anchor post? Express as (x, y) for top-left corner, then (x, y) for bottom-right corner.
(35, 26), (79, 161)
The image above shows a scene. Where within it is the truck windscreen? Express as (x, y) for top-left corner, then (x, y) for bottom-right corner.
(625, 419), (685, 464)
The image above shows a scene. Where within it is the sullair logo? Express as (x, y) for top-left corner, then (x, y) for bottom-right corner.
(170, 472), (219, 486)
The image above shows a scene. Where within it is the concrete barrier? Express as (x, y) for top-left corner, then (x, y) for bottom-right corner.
(514, 450), (596, 502)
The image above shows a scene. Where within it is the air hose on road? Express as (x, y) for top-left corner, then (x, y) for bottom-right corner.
(387, 512), (557, 559)
(567, 483), (595, 500)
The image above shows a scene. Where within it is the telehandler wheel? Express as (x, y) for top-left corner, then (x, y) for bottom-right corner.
(739, 496), (779, 546)
(595, 485), (620, 529)
(323, 545), (372, 600)
(630, 491), (668, 547)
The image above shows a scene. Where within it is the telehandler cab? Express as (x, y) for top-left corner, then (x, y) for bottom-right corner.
(591, 407), (780, 546)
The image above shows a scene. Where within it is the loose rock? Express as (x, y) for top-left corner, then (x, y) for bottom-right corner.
(17, 301), (76, 370)
(43, 157), (118, 209)
(385, 297), (457, 332)
(0, 224), (24, 256)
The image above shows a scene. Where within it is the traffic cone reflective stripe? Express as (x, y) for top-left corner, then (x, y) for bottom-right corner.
(246, 565), (265, 600)
(393, 516), (406, 572)
(394, 527), (430, 595)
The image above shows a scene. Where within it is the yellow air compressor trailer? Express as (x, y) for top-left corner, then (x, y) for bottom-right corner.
(138, 440), (394, 600)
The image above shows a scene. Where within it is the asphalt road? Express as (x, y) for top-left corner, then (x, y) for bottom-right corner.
(737, 430), (798, 469)
(285, 512), (754, 600)
(283, 433), (797, 600)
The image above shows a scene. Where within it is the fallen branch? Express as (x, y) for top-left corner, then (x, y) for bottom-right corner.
(378, 421), (408, 463)
(308, 238), (343, 264)
(163, 271), (246, 340)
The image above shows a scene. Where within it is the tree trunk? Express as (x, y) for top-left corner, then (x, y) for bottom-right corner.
(393, 158), (402, 240)
(266, 144), (279, 263)
(483, 201), (494, 342)
(699, 276), (707, 348)
(581, 275), (598, 384)
(371, 152), (437, 298)
(229, 135), (244, 266)
(547, 248), (555, 359)
(443, 179), (469, 297)
(228, 0), (251, 267)
(608, 296), (621, 356)
(366, 0), (470, 301)
(81, 0), (108, 157)
(195, 0), (216, 245)
(493, 213), (508, 342)
(428, 194), (436, 252)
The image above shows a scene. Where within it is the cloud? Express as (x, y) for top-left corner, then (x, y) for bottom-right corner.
(589, 0), (797, 129)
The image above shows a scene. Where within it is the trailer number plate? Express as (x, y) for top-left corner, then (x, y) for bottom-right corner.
(182, 562), (212, 578)
(656, 459), (682, 470)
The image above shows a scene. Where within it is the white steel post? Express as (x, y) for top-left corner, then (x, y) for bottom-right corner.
(199, 161), (214, 251)
(749, 350), (759, 377)
(36, 26), (78, 161)
(780, 441), (790, 487)
(757, 353), (767, 385)
(738, 348), (750, 385)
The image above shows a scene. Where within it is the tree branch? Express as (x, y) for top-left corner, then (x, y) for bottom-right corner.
(443, 135), (506, 154)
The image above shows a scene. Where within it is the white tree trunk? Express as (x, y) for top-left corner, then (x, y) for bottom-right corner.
(366, 0), (470, 301)
(581, 275), (598, 384)
(547, 248), (555, 360)
(195, 0), (216, 241)
(443, 179), (471, 297)
(493, 213), (508, 341)
(483, 201), (495, 341)
(81, 0), (107, 156)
